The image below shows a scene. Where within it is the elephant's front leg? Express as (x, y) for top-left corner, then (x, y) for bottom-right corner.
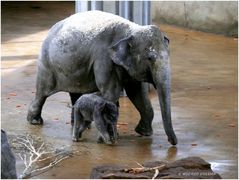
(124, 81), (154, 136)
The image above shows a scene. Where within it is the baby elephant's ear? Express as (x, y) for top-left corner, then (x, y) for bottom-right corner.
(96, 101), (106, 111)
(108, 36), (133, 71)
(105, 102), (118, 115)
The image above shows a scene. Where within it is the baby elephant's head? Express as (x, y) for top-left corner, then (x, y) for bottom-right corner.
(103, 102), (119, 143)
(96, 101), (119, 145)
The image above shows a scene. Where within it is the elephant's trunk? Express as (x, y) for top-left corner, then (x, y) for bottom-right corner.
(152, 59), (177, 145)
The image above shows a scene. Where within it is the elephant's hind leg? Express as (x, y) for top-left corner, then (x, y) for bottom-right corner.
(124, 82), (154, 136)
(27, 94), (46, 125)
(27, 68), (56, 125)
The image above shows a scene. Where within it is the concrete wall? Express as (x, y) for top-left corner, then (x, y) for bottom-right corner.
(152, 1), (238, 36)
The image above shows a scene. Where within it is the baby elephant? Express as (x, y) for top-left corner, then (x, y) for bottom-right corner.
(72, 94), (119, 144)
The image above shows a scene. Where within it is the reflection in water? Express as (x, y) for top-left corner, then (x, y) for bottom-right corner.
(166, 146), (177, 161)
(211, 160), (236, 174)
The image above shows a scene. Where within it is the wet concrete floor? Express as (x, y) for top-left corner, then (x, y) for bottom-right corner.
(1, 2), (238, 179)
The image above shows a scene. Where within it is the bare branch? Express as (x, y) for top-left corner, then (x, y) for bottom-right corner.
(124, 164), (166, 174)
(135, 161), (144, 168)
(15, 135), (72, 179)
(152, 169), (159, 179)
(37, 142), (45, 154)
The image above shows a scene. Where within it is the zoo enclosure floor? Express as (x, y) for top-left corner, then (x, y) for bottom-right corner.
(1, 2), (238, 179)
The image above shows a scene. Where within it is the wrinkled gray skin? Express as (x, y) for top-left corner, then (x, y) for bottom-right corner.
(72, 93), (118, 144)
(1, 130), (17, 179)
(27, 11), (177, 145)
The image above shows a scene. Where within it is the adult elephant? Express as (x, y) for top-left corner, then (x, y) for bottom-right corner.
(27, 11), (177, 145)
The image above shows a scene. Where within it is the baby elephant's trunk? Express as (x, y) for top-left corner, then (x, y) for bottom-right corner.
(107, 123), (118, 144)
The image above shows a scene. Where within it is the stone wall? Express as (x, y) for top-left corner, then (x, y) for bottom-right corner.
(152, 1), (238, 36)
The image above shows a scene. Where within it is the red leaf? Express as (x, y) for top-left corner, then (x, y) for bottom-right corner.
(212, 113), (220, 118)
(228, 123), (235, 127)
(16, 105), (21, 108)
(118, 122), (128, 126)
(191, 143), (197, 147)
(9, 92), (17, 96)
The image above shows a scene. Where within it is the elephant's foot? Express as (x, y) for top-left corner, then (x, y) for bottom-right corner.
(27, 114), (43, 125)
(97, 136), (104, 144)
(97, 135), (114, 145)
(72, 136), (83, 142)
(135, 121), (153, 136)
(72, 132), (83, 142)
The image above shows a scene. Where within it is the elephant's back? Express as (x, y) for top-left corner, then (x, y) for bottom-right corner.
(61, 11), (137, 36)
(46, 11), (137, 62)
(48, 11), (139, 46)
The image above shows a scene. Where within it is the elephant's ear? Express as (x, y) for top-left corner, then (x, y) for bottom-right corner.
(95, 101), (106, 112)
(108, 36), (133, 71)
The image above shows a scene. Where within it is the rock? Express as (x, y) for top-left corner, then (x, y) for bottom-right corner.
(1, 130), (17, 179)
(90, 157), (221, 179)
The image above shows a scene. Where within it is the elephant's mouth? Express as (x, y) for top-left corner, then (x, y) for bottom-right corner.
(145, 69), (156, 88)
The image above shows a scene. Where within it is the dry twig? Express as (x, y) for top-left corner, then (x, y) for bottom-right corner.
(152, 169), (159, 179)
(15, 135), (71, 179)
(124, 162), (166, 174)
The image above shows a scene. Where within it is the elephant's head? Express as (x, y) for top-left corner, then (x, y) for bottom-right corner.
(109, 25), (177, 145)
(95, 101), (119, 144)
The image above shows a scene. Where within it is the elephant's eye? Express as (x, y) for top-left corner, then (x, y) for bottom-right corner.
(148, 51), (157, 62)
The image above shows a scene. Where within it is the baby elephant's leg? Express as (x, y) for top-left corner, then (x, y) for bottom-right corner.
(97, 135), (105, 144)
(72, 109), (85, 142)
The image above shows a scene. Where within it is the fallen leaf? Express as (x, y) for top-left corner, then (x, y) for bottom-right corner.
(212, 113), (220, 118)
(191, 143), (197, 147)
(118, 122), (128, 125)
(6, 97), (10, 100)
(16, 105), (21, 108)
(117, 125), (128, 130)
(32, 91), (35, 94)
(228, 123), (235, 127)
(9, 92), (17, 96)
(53, 117), (59, 121)
(65, 121), (71, 124)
